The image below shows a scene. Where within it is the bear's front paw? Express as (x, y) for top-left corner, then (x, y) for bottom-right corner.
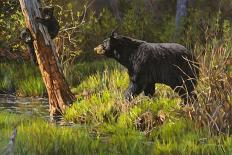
(35, 16), (41, 21)
(125, 93), (133, 102)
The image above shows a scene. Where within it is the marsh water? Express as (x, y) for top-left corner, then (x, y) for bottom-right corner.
(0, 94), (49, 119)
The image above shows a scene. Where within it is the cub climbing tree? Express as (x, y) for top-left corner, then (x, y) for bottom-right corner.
(19, 0), (76, 120)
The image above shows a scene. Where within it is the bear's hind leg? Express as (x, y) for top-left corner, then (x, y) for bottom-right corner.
(144, 84), (155, 97)
(189, 91), (198, 103)
(171, 85), (188, 105)
(175, 87), (197, 105)
(185, 81), (198, 104)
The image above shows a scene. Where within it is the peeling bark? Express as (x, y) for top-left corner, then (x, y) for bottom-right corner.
(19, 0), (76, 120)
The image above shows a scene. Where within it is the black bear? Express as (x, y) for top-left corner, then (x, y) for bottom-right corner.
(20, 28), (37, 64)
(35, 6), (60, 39)
(94, 32), (199, 104)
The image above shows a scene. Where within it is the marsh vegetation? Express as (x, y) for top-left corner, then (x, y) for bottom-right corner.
(0, 0), (232, 154)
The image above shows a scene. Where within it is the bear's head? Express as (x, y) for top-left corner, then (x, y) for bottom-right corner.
(20, 28), (33, 44)
(94, 31), (145, 62)
(39, 6), (54, 20)
(94, 31), (119, 58)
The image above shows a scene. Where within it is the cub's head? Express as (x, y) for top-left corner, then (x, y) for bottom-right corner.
(94, 31), (119, 58)
(40, 6), (54, 20)
(20, 28), (33, 43)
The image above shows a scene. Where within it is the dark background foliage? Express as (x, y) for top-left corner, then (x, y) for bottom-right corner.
(1, 0), (231, 62)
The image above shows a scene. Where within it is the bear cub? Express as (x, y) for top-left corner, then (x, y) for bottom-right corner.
(20, 6), (60, 64)
(20, 28), (37, 64)
(35, 6), (60, 39)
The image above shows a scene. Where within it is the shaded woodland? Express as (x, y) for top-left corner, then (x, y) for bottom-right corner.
(0, 0), (232, 154)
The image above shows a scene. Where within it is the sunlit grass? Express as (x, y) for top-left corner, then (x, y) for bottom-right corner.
(0, 111), (231, 154)
(0, 58), (232, 154)
(0, 112), (152, 155)
(62, 59), (231, 154)
(0, 62), (45, 96)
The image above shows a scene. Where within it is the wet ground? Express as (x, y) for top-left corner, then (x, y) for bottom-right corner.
(0, 94), (49, 119)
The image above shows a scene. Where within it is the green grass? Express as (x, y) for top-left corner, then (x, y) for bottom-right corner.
(0, 62), (45, 96)
(0, 60), (122, 96)
(0, 112), (231, 155)
(0, 59), (232, 154)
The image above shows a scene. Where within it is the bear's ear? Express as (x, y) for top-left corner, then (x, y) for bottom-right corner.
(111, 31), (117, 38)
(49, 6), (54, 13)
(110, 27), (119, 38)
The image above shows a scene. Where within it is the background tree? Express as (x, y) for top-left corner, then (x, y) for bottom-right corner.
(175, 0), (188, 39)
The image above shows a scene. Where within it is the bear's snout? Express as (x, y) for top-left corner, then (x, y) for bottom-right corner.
(94, 44), (105, 55)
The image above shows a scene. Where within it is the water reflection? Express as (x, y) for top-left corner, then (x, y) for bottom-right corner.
(0, 94), (49, 119)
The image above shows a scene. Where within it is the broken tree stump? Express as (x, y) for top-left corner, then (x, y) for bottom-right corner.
(19, 0), (76, 120)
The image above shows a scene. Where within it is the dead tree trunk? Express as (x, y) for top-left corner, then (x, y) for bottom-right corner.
(175, 0), (188, 39)
(19, 0), (76, 120)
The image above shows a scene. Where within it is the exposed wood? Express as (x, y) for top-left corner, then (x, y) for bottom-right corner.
(19, 0), (76, 120)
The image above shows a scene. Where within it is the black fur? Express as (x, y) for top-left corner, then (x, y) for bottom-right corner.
(94, 32), (199, 104)
(20, 28), (37, 64)
(35, 6), (59, 39)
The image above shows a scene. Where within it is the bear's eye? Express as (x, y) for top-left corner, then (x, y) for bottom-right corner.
(22, 33), (27, 38)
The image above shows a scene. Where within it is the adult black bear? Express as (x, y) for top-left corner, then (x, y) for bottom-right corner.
(94, 32), (199, 104)
(35, 6), (59, 39)
(20, 28), (37, 64)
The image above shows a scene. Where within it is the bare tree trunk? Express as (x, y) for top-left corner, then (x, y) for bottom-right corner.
(19, 0), (76, 120)
(175, 0), (188, 38)
(107, 0), (121, 20)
